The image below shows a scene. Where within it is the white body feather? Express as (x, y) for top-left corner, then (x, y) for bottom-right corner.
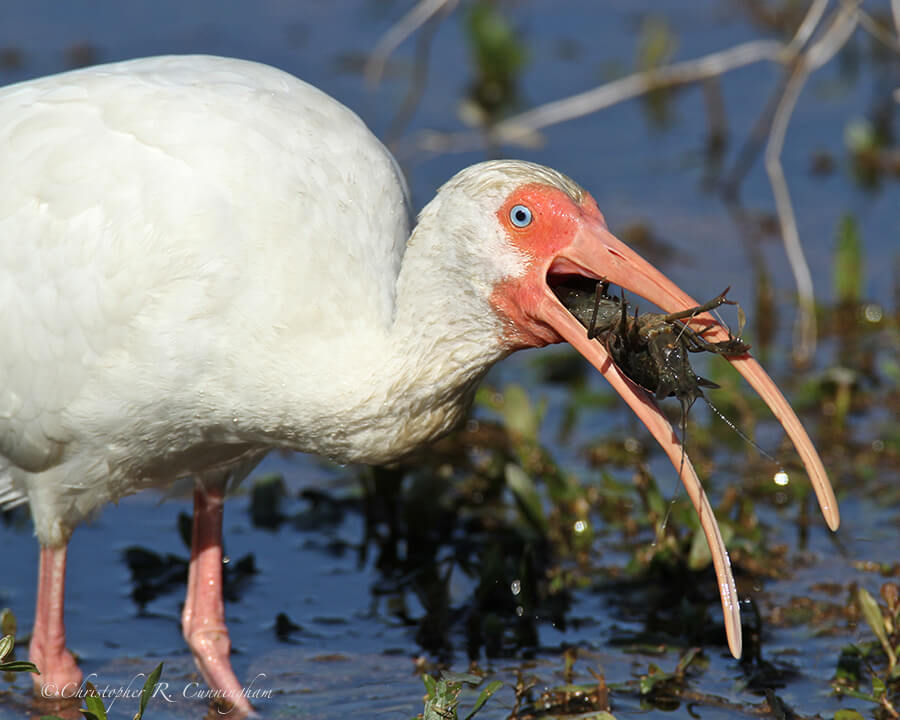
(0, 56), (538, 545)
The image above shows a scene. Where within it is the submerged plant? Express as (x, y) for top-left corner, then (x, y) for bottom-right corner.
(417, 672), (502, 720)
(0, 631), (38, 675)
(832, 584), (900, 714)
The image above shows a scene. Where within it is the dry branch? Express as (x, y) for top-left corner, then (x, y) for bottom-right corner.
(365, 0), (458, 87)
(379, 0), (873, 362)
(765, 1), (860, 364)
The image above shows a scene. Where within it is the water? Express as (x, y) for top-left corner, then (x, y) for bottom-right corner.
(1, 2), (898, 718)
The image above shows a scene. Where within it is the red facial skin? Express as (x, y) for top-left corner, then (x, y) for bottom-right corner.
(491, 183), (595, 349)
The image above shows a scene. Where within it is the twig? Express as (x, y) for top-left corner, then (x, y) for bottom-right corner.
(787, 0), (831, 55)
(807, 1), (861, 69)
(764, 70), (816, 366)
(409, 0), (842, 156)
(724, 0), (832, 196)
(886, 0), (900, 99)
(855, 4), (900, 53)
(365, 0), (457, 88)
(385, 1), (452, 144)
(882, 694), (900, 720)
(495, 40), (786, 141)
(721, 74), (789, 197)
(404, 39), (784, 156)
(764, 1), (860, 365)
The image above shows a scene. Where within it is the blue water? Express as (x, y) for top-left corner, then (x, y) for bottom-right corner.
(1, 1), (898, 718)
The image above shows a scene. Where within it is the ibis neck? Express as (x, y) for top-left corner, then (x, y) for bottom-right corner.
(252, 224), (511, 466)
(237, 211), (512, 465)
(347, 233), (509, 462)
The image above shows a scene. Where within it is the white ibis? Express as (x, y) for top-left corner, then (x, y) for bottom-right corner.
(0, 55), (838, 715)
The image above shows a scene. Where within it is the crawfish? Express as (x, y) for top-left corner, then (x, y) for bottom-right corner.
(554, 279), (750, 416)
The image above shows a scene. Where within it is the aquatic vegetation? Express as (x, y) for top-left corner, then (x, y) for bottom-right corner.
(0, 631), (37, 676)
(417, 672), (502, 720)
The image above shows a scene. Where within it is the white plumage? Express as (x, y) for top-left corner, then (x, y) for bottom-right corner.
(0, 55), (837, 715)
(0, 55), (482, 540)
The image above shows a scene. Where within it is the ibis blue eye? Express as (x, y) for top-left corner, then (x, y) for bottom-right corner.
(510, 204), (532, 228)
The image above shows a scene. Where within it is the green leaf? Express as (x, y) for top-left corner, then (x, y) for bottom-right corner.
(675, 647), (701, 676)
(688, 523), (733, 571)
(0, 634), (13, 662)
(0, 660), (40, 673)
(423, 676), (462, 720)
(844, 118), (877, 153)
(502, 385), (542, 441)
(834, 711), (865, 720)
(0, 609), (16, 638)
(504, 463), (547, 534)
(834, 214), (863, 304)
(463, 679), (502, 720)
(466, 3), (527, 83)
(637, 15), (676, 70)
(687, 527), (711, 570)
(638, 674), (656, 695)
(858, 587), (896, 666)
(834, 687), (879, 701)
(441, 672), (482, 685)
(83, 692), (107, 720)
(135, 662), (163, 720)
(638, 664), (670, 695)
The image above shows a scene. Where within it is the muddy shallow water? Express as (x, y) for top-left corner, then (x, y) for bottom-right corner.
(1, 1), (898, 718)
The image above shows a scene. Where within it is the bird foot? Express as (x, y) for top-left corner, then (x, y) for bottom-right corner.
(29, 639), (82, 700)
(185, 627), (255, 717)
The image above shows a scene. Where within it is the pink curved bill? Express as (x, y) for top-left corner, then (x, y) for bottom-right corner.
(535, 210), (838, 659)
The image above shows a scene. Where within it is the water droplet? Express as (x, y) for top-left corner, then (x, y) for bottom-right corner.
(510, 579), (521, 596)
(515, 605), (524, 617)
(222, 555), (231, 565)
(773, 471), (789, 486)
(573, 520), (587, 534)
(863, 304), (883, 323)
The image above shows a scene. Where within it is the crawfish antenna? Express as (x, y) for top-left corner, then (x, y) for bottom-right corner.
(701, 395), (784, 470)
(658, 394), (692, 543)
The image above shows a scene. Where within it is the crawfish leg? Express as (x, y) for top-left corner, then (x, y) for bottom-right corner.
(679, 324), (751, 355)
(586, 279), (619, 339)
(587, 281), (605, 339)
(660, 287), (734, 323)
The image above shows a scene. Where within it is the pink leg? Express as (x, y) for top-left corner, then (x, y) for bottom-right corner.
(182, 481), (254, 716)
(30, 545), (82, 697)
